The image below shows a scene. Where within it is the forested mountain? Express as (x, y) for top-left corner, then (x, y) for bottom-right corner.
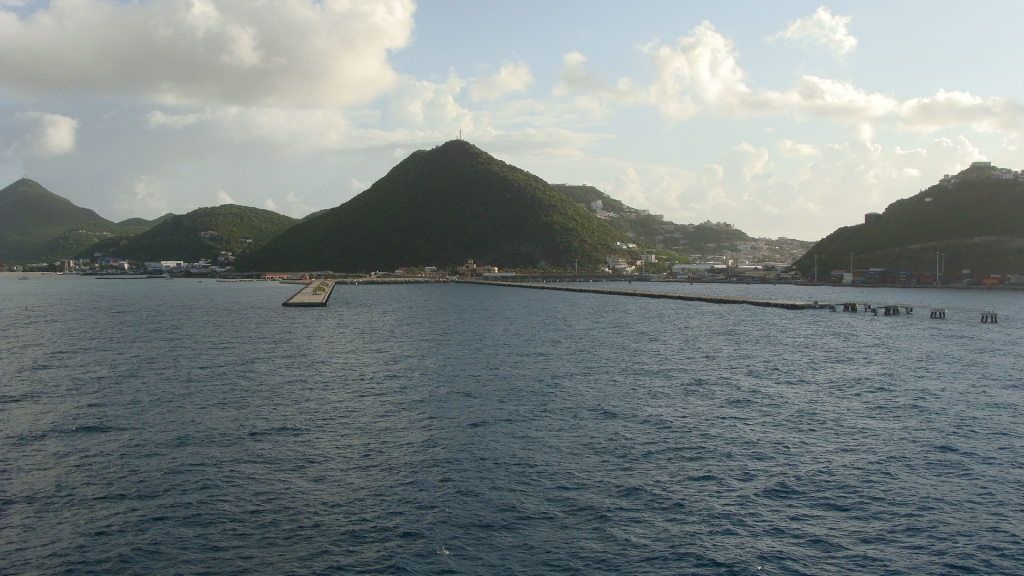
(794, 165), (1024, 275)
(81, 205), (297, 263)
(237, 140), (629, 272)
(0, 179), (161, 263)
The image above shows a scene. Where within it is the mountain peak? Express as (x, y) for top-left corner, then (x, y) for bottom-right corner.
(238, 142), (627, 272)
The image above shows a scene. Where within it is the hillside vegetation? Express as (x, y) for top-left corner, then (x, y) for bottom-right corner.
(794, 167), (1024, 275)
(0, 179), (161, 263)
(552, 184), (753, 256)
(237, 140), (628, 272)
(82, 205), (298, 263)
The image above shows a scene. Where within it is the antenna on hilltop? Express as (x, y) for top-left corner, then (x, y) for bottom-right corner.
(459, 130), (462, 140)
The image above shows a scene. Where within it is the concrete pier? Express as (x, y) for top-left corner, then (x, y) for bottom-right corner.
(282, 280), (336, 307)
(470, 280), (823, 310)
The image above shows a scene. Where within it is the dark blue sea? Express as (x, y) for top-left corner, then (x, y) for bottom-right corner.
(2, 275), (1023, 575)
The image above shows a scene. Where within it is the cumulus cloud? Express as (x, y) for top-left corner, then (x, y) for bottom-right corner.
(470, 62), (534, 103)
(768, 6), (857, 57)
(140, 89), (604, 161)
(284, 190), (311, 217)
(898, 90), (1024, 133)
(635, 22), (893, 123)
(476, 127), (607, 157)
(388, 73), (473, 132)
(0, 0), (415, 107)
(642, 22), (752, 119)
(263, 198), (277, 211)
(777, 139), (821, 157)
(7, 112), (79, 156)
(114, 175), (169, 218)
(594, 135), (985, 239)
(556, 21), (1023, 138)
(554, 51), (639, 107)
(216, 189), (236, 204)
(146, 109), (214, 129)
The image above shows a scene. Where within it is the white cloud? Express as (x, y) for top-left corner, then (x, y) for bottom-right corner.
(592, 135), (985, 239)
(138, 85), (604, 163)
(216, 190), (235, 204)
(387, 73), (473, 132)
(8, 112), (79, 156)
(263, 198), (277, 211)
(0, 0), (415, 107)
(898, 89), (1024, 133)
(635, 23), (893, 122)
(777, 139), (821, 157)
(477, 127), (608, 158)
(284, 190), (309, 217)
(146, 109), (214, 129)
(557, 21), (1024, 139)
(642, 22), (751, 119)
(781, 75), (896, 124)
(114, 174), (169, 219)
(470, 62), (534, 103)
(768, 6), (857, 58)
(554, 51), (640, 107)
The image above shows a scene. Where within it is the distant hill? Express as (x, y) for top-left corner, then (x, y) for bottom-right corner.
(237, 140), (628, 272)
(82, 205), (298, 263)
(301, 208), (330, 221)
(0, 178), (162, 263)
(552, 184), (782, 257)
(794, 165), (1024, 276)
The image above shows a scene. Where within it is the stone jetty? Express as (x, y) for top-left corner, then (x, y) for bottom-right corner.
(282, 280), (336, 307)
(471, 280), (823, 310)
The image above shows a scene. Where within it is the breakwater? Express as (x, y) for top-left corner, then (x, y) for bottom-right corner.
(470, 280), (823, 310)
(282, 280), (336, 307)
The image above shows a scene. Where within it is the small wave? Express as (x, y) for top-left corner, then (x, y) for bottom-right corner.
(68, 425), (130, 434)
(247, 426), (307, 437)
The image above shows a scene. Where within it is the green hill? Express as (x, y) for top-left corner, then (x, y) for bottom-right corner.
(237, 140), (629, 272)
(82, 204), (298, 263)
(552, 184), (756, 256)
(794, 165), (1024, 276)
(0, 178), (162, 263)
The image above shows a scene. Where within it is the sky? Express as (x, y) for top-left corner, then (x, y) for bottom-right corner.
(2, 1), (1024, 240)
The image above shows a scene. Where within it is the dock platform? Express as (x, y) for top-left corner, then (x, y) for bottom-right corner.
(471, 280), (823, 310)
(282, 280), (336, 307)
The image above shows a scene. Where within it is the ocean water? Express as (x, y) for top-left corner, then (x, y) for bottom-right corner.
(2, 275), (1023, 575)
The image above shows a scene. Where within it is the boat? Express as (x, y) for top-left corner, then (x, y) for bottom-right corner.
(18, 276), (29, 280)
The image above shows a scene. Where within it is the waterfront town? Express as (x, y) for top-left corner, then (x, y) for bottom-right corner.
(4, 161), (1024, 287)
(5, 252), (1023, 287)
